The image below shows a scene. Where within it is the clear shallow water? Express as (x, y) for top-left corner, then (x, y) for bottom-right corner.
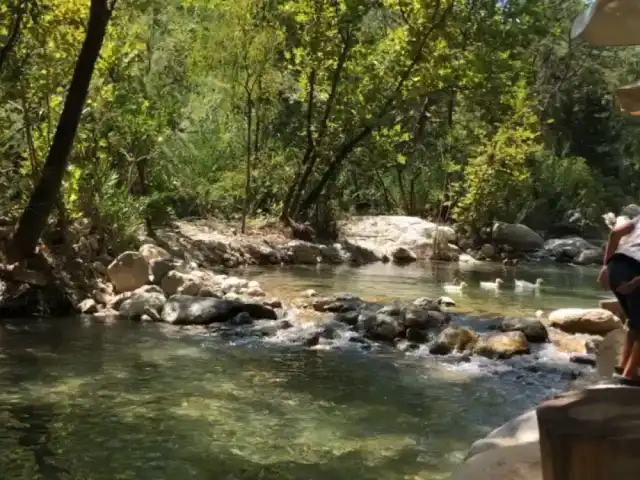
(241, 261), (606, 317)
(0, 316), (581, 480)
(0, 262), (603, 479)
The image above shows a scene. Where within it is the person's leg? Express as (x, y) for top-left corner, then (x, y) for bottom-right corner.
(607, 255), (635, 373)
(622, 330), (640, 379)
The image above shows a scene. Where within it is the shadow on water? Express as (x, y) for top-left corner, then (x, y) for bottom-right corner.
(0, 317), (535, 479)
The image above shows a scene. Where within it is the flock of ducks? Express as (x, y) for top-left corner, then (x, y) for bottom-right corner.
(443, 277), (544, 294)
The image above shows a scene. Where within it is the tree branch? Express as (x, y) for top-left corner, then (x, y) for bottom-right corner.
(298, 0), (455, 213)
(0, 0), (27, 75)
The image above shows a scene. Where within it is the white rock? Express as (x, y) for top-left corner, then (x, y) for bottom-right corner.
(138, 243), (171, 264)
(221, 277), (249, 293)
(246, 286), (266, 297)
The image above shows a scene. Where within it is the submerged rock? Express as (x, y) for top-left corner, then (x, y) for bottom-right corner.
(474, 332), (530, 360)
(429, 327), (479, 355)
(501, 317), (548, 343)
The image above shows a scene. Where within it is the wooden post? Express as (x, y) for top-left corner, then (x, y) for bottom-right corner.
(537, 387), (640, 479)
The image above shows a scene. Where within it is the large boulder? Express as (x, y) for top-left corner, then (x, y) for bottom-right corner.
(107, 251), (149, 293)
(492, 222), (544, 252)
(574, 248), (602, 265)
(340, 216), (454, 260)
(453, 409), (541, 480)
(474, 332), (530, 359)
(284, 240), (322, 264)
(543, 237), (599, 262)
(544, 308), (622, 335)
(161, 295), (278, 325)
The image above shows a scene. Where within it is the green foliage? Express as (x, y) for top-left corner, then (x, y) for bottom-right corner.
(1, 0), (639, 247)
(453, 102), (540, 228)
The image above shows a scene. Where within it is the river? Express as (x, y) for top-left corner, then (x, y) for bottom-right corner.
(0, 261), (605, 479)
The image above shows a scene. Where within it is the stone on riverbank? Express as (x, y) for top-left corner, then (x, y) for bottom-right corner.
(544, 308), (622, 335)
(118, 285), (166, 320)
(107, 251), (149, 293)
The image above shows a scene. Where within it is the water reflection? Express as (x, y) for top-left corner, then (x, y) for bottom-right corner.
(241, 261), (604, 316)
(0, 318), (575, 479)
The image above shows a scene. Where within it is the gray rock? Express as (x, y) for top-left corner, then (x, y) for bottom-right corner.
(492, 222), (544, 252)
(119, 291), (166, 320)
(405, 327), (429, 343)
(501, 317), (548, 343)
(160, 295), (278, 325)
(405, 307), (450, 329)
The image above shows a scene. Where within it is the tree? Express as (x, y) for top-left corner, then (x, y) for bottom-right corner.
(6, 0), (118, 263)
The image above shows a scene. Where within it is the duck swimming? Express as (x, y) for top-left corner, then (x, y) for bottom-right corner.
(479, 278), (504, 291)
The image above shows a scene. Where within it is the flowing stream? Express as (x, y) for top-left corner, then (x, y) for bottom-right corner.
(0, 261), (605, 479)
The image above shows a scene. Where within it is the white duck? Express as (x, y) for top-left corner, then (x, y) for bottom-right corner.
(479, 278), (504, 291)
(443, 281), (468, 294)
(515, 278), (543, 291)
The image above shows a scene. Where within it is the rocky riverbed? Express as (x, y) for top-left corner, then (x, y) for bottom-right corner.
(75, 240), (625, 374)
(149, 213), (620, 269)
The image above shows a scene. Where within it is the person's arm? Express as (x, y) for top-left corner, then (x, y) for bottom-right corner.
(603, 219), (636, 264)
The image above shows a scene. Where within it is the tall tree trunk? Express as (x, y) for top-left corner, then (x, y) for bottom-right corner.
(6, 0), (116, 263)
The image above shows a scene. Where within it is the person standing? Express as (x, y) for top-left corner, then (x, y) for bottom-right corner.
(598, 215), (640, 384)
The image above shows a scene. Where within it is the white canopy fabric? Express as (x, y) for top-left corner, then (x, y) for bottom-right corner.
(572, 0), (640, 46)
(617, 82), (640, 116)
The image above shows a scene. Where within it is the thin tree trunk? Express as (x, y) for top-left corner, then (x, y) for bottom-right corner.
(241, 92), (253, 234)
(7, 0), (116, 263)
